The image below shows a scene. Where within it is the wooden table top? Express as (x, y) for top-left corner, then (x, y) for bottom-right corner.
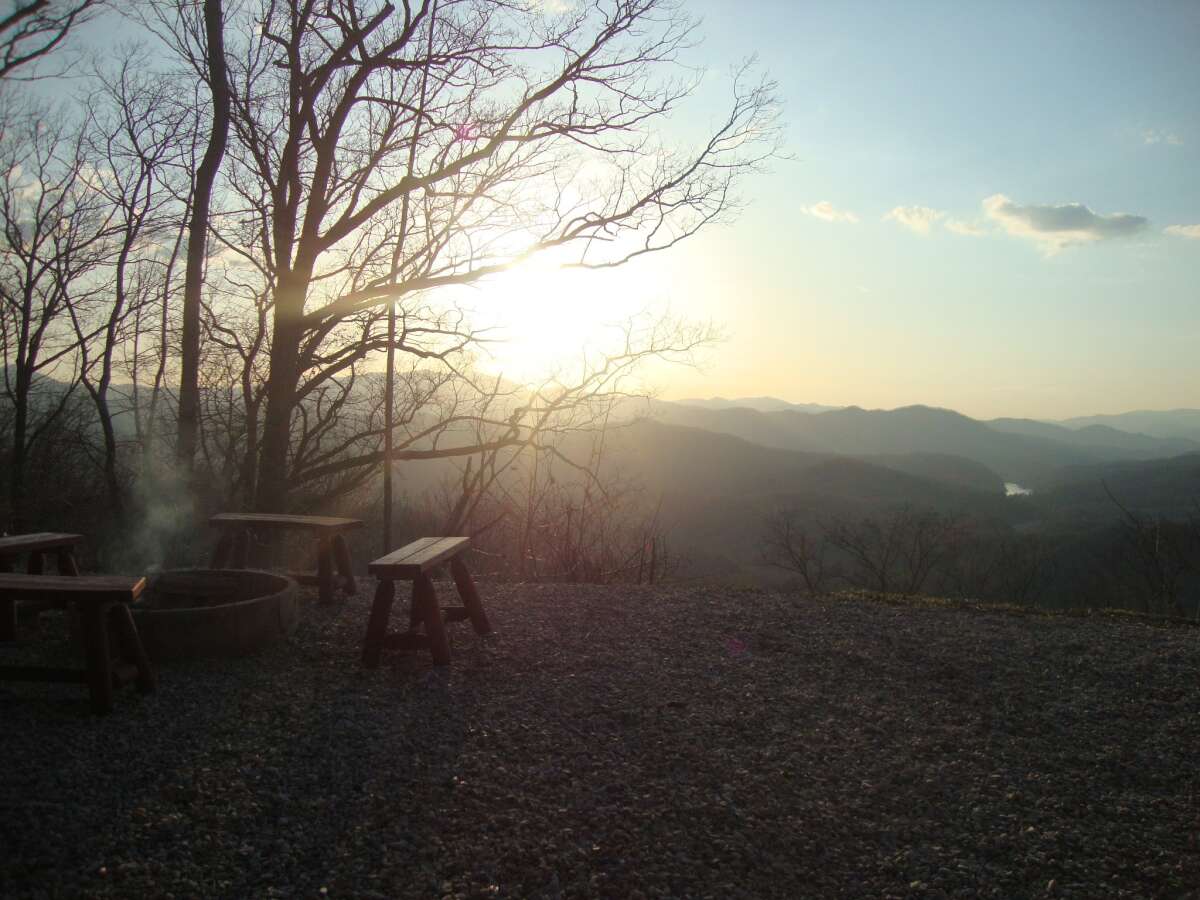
(210, 513), (363, 531)
(0, 532), (84, 553)
(0, 573), (145, 601)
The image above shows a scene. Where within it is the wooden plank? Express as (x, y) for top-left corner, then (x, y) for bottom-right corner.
(0, 533), (83, 554)
(0, 574), (145, 603)
(368, 537), (470, 578)
(210, 513), (363, 531)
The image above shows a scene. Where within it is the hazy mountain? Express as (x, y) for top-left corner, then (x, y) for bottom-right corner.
(1053, 410), (1200, 442)
(592, 419), (1015, 578)
(863, 453), (1005, 495)
(643, 401), (1200, 490)
(648, 402), (1094, 487)
(603, 419), (996, 508)
(987, 417), (1199, 457)
(674, 396), (842, 414)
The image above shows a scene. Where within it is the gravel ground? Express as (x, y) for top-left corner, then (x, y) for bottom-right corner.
(2, 583), (1199, 899)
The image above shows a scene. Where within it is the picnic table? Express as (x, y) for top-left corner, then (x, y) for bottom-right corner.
(0, 533), (83, 639)
(362, 536), (492, 667)
(0, 573), (154, 714)
(209, 513), (363, 604)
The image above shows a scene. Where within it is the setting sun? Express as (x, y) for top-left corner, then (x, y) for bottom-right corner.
(470, 253), (668, 383)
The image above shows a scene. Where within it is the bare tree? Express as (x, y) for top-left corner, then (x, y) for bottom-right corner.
(762, 507), (836, 594)
(0, 0), (100, 79)
(175, 0), (229, 474)
(152, 0), (780, 512)
(823, 505), (963, 597)
(1104, 483), (1197, 617)
(0, 103), (115, 528)
(64, 53), (193, 514)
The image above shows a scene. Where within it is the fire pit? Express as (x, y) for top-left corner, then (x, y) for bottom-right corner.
(129, 569), (298, 661)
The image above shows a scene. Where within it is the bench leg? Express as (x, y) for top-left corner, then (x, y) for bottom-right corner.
(333, 534), (357, 595)
(362, 579), (395, 668)
(409, 583), (422, 631)
(211, 532), (233, 568)
(317, 535), (334, 604)
(450, 557), (492, 635)
(415, 574), (451, 665)
(80, 601), (114, 715)
(56, 549), (80, 576)
(0, 598), (14, 642)
(111, 604), (155, 694)
(231, 529), (250, 569)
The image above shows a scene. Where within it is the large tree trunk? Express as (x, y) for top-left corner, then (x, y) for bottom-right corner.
(8, 382), (28, 531)
(176, 0), (229, 472)
(83, 384), (123, 519)
(254, 277), (306, 512)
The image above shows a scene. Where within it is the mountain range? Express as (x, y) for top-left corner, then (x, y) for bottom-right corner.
(655, 399), (1200, 490)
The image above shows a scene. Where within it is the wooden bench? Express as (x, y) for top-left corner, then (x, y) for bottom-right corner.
(209, 513), (362, 604)
(362, 537), (492, 667)
(0, 574), (155, 714)
(0, 533), (83, 639)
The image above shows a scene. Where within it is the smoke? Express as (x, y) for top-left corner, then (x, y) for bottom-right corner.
(126, 461), (200, 573)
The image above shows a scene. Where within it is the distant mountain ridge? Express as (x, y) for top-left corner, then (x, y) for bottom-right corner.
(674, 396), (842, 414)
(1052, 409), (1200, 442)
(646, 400), (1200, 489)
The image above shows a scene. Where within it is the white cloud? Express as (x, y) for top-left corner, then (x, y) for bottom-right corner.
(803, 201), (858, 224)
(1143, 129), (1183, 146)
(1165, 224), (1200, 239)
(945, 218), (984, 236)
(983, 194), (1148, 252)
(883, 205), (944, 234)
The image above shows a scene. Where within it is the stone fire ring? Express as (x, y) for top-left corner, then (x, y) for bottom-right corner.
(131, 569), (299, 661)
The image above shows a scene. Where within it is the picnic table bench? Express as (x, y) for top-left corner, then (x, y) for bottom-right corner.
(209, 513), (362, 604)
(0, 574), (154, 714)
(362, 537), (492, 667)
(0, 533), (83, 639)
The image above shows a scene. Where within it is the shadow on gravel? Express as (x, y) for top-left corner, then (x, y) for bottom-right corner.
(0, 590), (483, 898)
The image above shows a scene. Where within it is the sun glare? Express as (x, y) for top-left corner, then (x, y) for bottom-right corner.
(472, 255), (662, 383)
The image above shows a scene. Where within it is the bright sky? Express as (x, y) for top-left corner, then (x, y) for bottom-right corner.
(620, 0), (1200, 420)
(44, 2), (1200, 421)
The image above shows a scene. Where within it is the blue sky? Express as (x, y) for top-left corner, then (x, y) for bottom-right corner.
(636, 0), (1200, 418)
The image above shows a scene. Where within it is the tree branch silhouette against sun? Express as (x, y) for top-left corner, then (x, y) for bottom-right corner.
(148, 0), (781, 512)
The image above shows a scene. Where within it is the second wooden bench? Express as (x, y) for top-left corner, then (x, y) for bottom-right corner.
(362, 537), (492, 667)
(209, 513), (362, 604)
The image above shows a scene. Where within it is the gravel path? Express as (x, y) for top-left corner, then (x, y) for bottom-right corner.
(2, 584), (1199, 899)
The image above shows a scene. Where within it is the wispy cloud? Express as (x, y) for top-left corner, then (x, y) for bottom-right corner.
(1164, 224), (1200, 239)
(1143, 129), (1183, 146)
(883, 205), (944, 234)
(803, 201), (858, 224)
(983, 194), (1148, 252)
(945, 218), (985, 236)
